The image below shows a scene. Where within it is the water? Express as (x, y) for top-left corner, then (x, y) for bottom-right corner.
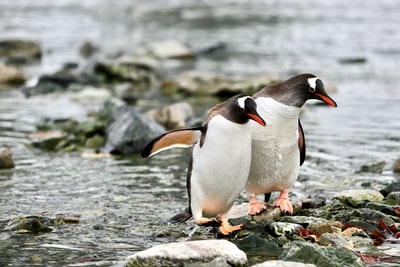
(1, 0), (400, 266)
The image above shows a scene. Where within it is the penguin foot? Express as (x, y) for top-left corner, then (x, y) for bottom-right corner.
(195, 217), (221, 227)
(273, 190), (293, 215)
(248, 196), (266, 215)
(218, 219), (242, 236)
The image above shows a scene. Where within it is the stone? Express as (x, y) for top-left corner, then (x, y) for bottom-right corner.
(28, 130), (66, 151)
(333, 189), (384, 207)
(145, 102), (194, 129)
(148, 40), (196, 59)
(5, 216), (52, 233)
(380, 181), (400, 197)
(387, 191), (400, 204)
(269, 222), (304, 237)
(175, 71), (279, 96)
(393, 158), (400, 173)
(253, 260), (316, 267)
(231, 233), (282, 259)
(308, 221), (343, 236)
(79, 41), (99, 58)
(69, 87), (112, 105)
(103, 105), (165, 154)
(0, 148), (15, 169)
(319, 233), (350, 248)
(0, 39), (41, 63)
(279, 216), (329, 227)
(355, 161), (385, 174)
(279, 241), (363, 267)
(125, 240), (247, 267)
(0, 63), (26, 85)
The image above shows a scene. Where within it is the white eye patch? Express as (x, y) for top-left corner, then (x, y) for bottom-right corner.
(308, 77), (319, 90)
(237, 96), (251, 109)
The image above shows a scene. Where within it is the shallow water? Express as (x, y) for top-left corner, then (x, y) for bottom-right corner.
(1, 0), (400, 266)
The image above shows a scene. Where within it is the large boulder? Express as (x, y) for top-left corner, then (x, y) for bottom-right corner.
(103, 105), (165, 154)
(125, 239), (247, 267)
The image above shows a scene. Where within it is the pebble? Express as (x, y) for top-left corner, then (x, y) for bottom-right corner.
(125, 239), (247, 267)
(0, 148), (15, 169)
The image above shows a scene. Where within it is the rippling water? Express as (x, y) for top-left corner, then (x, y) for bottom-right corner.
(1, 0), (400, 266)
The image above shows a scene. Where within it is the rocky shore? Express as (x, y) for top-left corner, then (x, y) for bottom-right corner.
(1, 36), (399, 267)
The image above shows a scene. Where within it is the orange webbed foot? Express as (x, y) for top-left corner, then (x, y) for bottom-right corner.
(218, 219), (242, 236)
(273, 189), (293, 215)
(247, 195), (266, 215)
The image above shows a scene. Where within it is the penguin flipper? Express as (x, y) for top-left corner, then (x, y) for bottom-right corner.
(141, 126), (205, 158)
(298, 119), (306, 166)
(169, 207), (193, 223)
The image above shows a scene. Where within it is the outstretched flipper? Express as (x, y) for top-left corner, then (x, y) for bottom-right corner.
(141, 126), (205, 158)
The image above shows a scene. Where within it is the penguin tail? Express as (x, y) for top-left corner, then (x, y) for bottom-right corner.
(168, 207), (193, 224)
(141, 126), (204, 158)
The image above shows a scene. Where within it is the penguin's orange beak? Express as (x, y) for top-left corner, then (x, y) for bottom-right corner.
(315, 93), (337, 107)
(247, 113), (266, 126)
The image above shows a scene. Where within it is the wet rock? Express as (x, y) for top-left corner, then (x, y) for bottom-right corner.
(145, 102), (194, 129)
(380, 181), (400, 197)
(319, 233), (350, 248)
(0, 63), (26, 85)
(0, 148), (15, 169)
(269, 222), (303, 237)
(125, 240), (247, 267)
(345, 208), (396, 229)
(103, 105), (165, 154)
(253, 260), (316, 267)
(29, 130), (66, 151)
(232, 233), (282, 259)
(279, 241), (363, 267)
(96, 97), (126, 121)
(148, 40), (196, 59)
(355, 161), (385, 174)
(301, 197), (326, 209)
(79, 40), (99, 58)
(308, 221), (343, 236)
(174, 71), (279, 96)
(392, 158), (400, 173)
(0, 39), (41, 64)
(69, 87), (112, 105)
(85, 135), (104, 150)
(6, 216), (52, 233)
(387, 191), (400, 204)
(333, 189), (384, 208)
(279, 216), (329, 227)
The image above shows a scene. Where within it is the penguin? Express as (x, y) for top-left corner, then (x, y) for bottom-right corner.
(141, 94), (266, 235)
(246, 73), (337, 215)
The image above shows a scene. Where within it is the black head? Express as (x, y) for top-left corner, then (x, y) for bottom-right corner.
(257, 73), (337, 108)
(226, 94), (266, 126)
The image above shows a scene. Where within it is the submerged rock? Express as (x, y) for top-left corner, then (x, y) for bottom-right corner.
(333, 189), (384, 208)
(103, 105), (165, 154)
(279, 241), (363, 267)
(145, 102), (194, 129)
(0, 63), (26, 85)
(125, 239), (247, 267)
(0, 148), (15, 169)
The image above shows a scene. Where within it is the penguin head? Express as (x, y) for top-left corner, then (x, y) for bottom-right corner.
(262, 73), (337, 108)
(233, 95), (266, 126)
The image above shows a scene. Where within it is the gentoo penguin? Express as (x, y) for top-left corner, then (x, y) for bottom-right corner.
(246, 73), (337, 215)
(141, 94), (266, 235)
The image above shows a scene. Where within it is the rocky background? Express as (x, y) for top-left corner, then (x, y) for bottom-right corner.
(1, 0), (400, 266)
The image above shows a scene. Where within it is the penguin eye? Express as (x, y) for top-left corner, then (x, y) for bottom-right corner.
(309, 87), (316, 93)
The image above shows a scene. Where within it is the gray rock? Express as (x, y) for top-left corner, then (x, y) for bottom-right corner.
(0, 148), (15, 169)
(393, 159), (400, 173)
(269, 222), (303, 237)
(79, 40), (99, 58)
(253, 260), (316, 267)
(279, 241), (363, 267)
(308, 221), (343, 236)
(145, 102), (194, 129)
(279, 216), (329, 226)
(125, 240), (247, 267)
(231, 233), (282, 259)
(0, 63), (26, 85)
(69, 87), (112, 105)
(148, 40), (196, 59)
(103, 105), (165, 154)
(355, 161), (385, 174)
(0, 39), (41, 64)
(319, 233), (349, 248)
(5, 216), (52, 233)
(333, 189), (384, 207)
(175, 71), (279, 96)
(387, 191), (400, 204)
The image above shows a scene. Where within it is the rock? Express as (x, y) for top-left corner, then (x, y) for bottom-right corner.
(28, 130), (66, 151)
(69, 87), (112, 105)
(231, 233), (282, 259)
(175, 71), (279, 96)
(279, 241), (363, 267)
(0, 39), (41, 64)
(346, 208), (396, 229)
(308, 221), (343, 236)
(0, 148), (15, 169)
(253, 260), (316, 267)
(393, 158), (400, 173)
(333, 189), (384, 208)
(338, 57), (367, 64)
(145, 102), (194, 129)
(85, 135), (104, 150)
(0, 63), (26, 85)
(148, 40), (196, 59)
(269, 222), (304, 237)
(103, 105), (165, 154)
(319, 233), (350, 248)
(380, 181), (400, 197)
(355, 161), (385, 174)
(387, 191), (400, 204)
(125, 240), (247, 267)
(279, 216), (329, 227)
(79, 41), (99, 58)
(96, 97), (126, 121)
(365, 202), (400, 217)
(5, 216), (52, 233)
